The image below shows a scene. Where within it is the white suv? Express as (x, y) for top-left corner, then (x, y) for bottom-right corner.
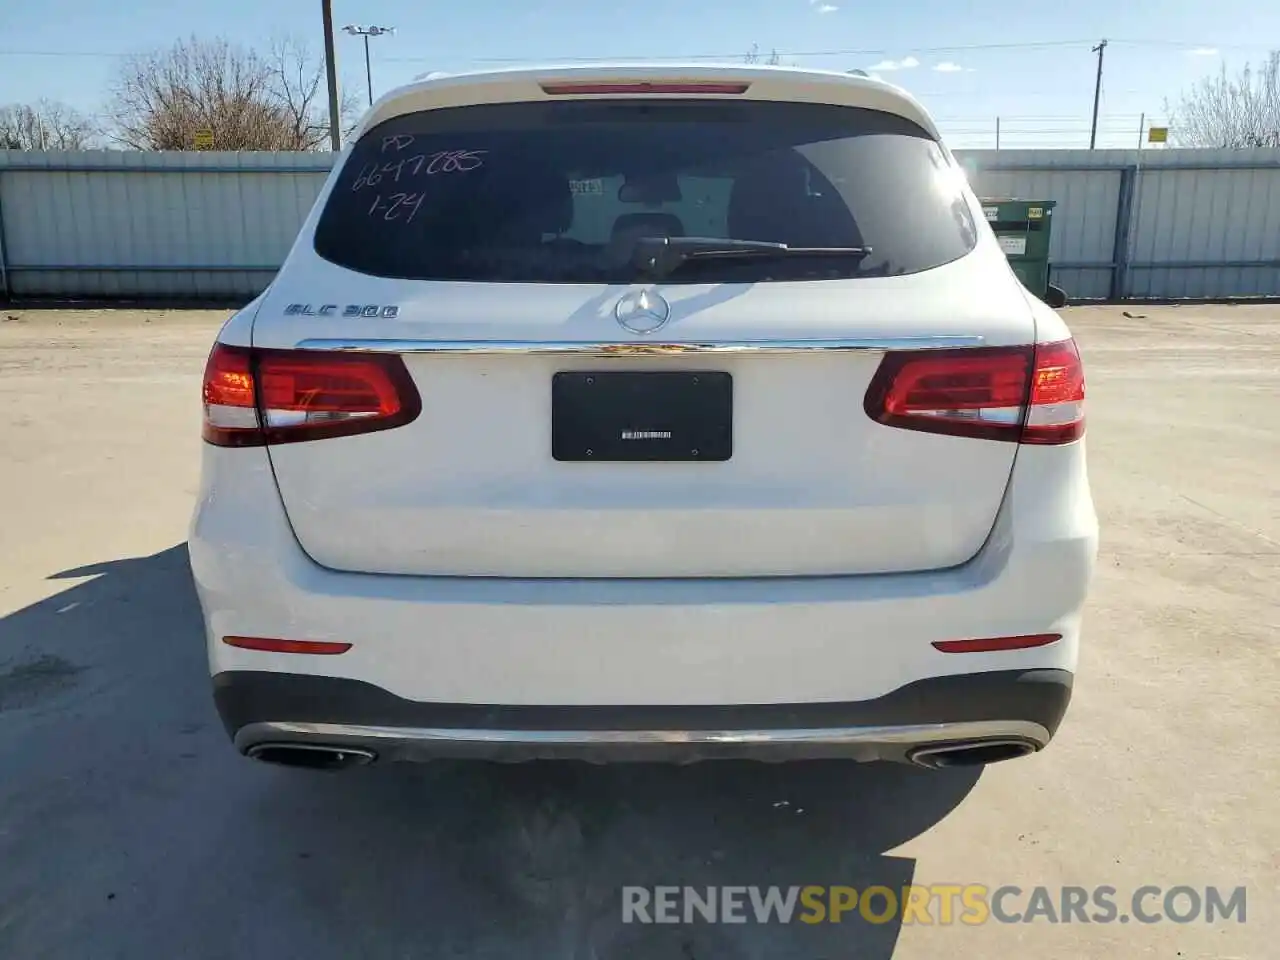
(189, 65), (1097, 771)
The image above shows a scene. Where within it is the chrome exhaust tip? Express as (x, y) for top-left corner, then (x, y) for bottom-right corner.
(245, 743), (376, 770)
(907, 738), (1038, 769)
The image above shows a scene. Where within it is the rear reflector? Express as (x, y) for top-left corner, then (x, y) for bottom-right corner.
(222, 636), (352, 655)
(202, 344), (421, 447)
(540, 80), (751, 96)
(932, 634), (1061, 653)
(863, 338), (1085, 444)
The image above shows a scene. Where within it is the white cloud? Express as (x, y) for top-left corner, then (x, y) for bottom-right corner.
(868, 55), (920, 71)
(1188, 47), (1219, 56)
(933, 61), (964, 72)
(817, 3), (838, 10)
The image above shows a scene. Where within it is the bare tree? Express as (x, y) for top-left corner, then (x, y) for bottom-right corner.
(0, 100), (98, 150)
(1166, 50), (1280, 148)
(107, 35), (358, 151)
(268, 36), (361, 150)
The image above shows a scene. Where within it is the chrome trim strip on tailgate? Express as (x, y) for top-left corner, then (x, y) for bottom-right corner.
(293, 336), (986, 356)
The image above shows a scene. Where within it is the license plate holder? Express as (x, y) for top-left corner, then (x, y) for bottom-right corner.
(551, 371), (733, 462)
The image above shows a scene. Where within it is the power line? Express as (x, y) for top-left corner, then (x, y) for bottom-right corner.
(934, 114), (1148, 121)
(0, 49), (137, 58)
(0, 37), (1268, 62)
(1106, 38), (1255, 48)
(942, 125), (1154, 130)
(390, 37), (1271, 64)
(450, 39), (1097, 64)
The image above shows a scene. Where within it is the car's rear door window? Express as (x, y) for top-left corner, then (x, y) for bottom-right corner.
(314, 99), (977, 283)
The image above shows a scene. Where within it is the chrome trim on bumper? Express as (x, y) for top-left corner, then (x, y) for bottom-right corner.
(235, 718), (1050, 764)
(293, 336), (986, 356)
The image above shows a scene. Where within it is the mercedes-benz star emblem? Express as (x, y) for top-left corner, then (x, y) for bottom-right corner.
(614, 289), (672, 335)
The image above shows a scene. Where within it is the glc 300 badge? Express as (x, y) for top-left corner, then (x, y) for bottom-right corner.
(614, 289), (671, 335)
(285, 303), (400, 318)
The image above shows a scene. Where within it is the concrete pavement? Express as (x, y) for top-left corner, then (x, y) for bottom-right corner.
(0, 304), (1275, 958)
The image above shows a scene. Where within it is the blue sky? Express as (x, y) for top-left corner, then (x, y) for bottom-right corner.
(2, 0), (1276, 148)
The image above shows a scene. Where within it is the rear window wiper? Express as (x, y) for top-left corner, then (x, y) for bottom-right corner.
(631, 236), (872, 277)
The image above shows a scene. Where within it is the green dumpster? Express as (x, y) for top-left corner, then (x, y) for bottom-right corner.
(980, 198), (1067, 307)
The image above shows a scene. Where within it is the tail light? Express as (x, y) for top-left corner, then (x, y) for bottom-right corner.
(863, 339), (1085, 444)
(202, 344), (421, 446)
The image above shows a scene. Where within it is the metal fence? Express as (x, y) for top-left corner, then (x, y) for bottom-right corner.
(964, 148), (1280, 300)
(1, 147), (1278, 301)
(0, 151), (330, 301)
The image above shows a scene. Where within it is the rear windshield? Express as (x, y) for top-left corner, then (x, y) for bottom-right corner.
(314, 99), (977, 283)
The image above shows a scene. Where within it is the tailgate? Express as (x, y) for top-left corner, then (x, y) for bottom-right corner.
(254, 269), (1035, 578)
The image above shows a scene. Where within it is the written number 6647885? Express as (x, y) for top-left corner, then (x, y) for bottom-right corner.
(351, 150), (487, 191)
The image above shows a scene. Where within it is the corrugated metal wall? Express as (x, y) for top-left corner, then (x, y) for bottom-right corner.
(0, 151), (329, 299)
(1126, 159), (1280, 298)
(1, 147), (1277, 300)
(962, 147), (1280, 300)
(962, 151), (1126, 301)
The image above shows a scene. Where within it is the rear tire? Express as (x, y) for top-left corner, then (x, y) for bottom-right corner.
(1045, 283), (1068, 308)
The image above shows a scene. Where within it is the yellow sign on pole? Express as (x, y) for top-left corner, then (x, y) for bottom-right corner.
(1147, 126), (1169, 144)
(193, 129), (215, 149)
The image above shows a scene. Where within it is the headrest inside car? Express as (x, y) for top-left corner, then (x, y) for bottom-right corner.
(618, 174), (683, 206)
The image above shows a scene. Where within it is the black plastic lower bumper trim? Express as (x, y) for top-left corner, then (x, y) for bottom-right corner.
(213, 669), (1072, 740)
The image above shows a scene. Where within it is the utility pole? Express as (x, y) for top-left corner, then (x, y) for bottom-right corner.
(1137, 112), (1145, 150)
(996, 116), (1001, 150)
(322, 0), (342, 151)
(1089, 39), (1108, 150)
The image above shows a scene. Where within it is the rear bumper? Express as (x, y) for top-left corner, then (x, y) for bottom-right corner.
(217, 668), (1072, 763)
(191, 435), (1096, 718)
